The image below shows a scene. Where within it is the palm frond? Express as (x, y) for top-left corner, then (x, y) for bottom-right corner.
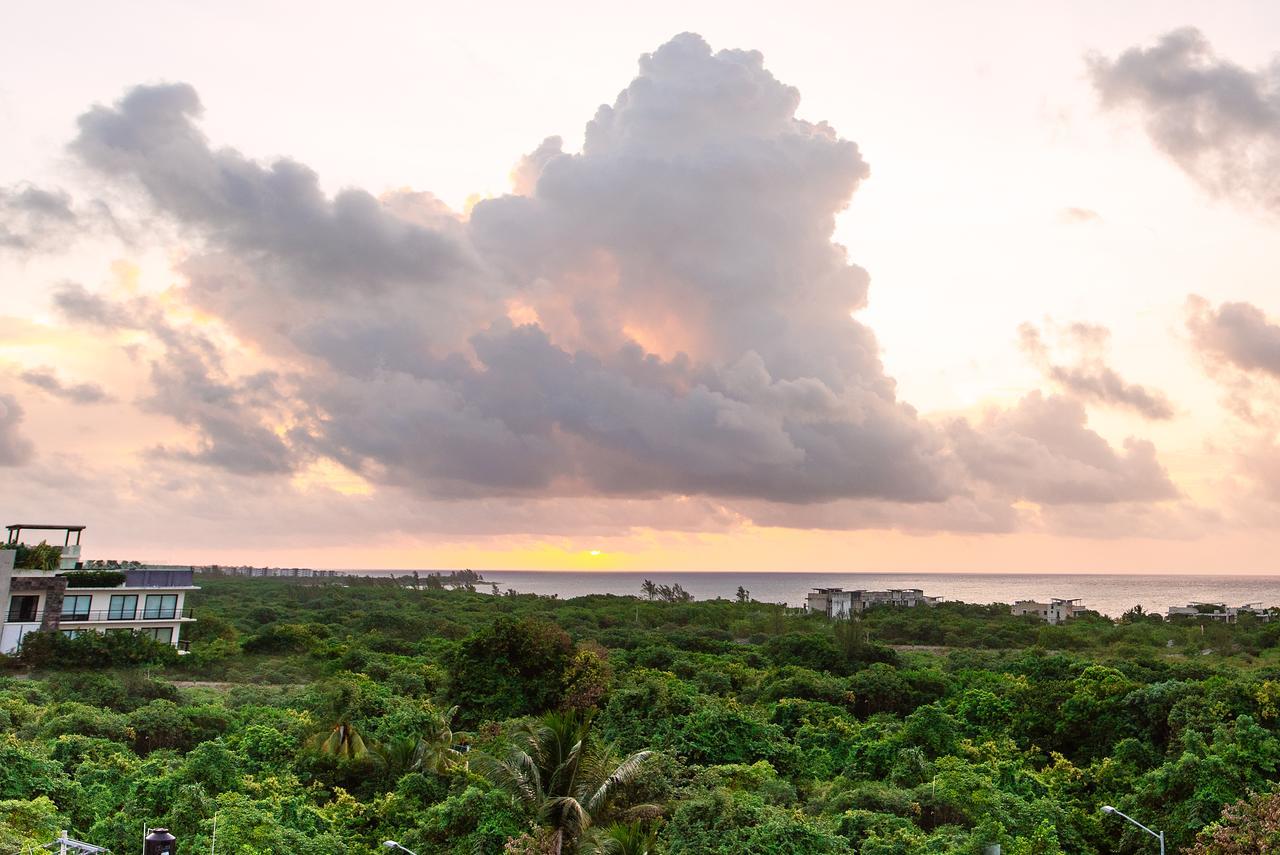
(472, 747), (543, 809)
(582, 822), (659, 855)
(585, 751), (653, 817)
(544, 795), (590, 840)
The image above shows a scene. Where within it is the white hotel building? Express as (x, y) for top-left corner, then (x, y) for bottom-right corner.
(1, 524), (197, 654)
(806, 587), (940, 618)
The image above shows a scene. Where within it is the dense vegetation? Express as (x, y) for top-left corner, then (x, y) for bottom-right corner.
(2, 576), (1280, 853)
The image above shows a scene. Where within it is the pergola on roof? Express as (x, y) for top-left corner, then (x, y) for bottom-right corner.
(6, 524), (85, 546)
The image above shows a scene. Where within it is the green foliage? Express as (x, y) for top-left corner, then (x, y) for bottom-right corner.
(473, 709), (652, 853)
(9, 541), (62, 572)
(0, 796), (65, 852)
(18, 630), (179, 668)
(2, 575), (1279, 852)
(58, 570), (127, 588)
(447, 616), (574, 723)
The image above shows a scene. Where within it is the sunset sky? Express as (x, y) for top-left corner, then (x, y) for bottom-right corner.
(4, 1), (1280, 571)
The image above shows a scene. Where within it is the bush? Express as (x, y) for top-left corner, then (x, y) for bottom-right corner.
(446, 617), (573, 724)
(57, 571), (127, 588)
(18, 631), (178, 669)
(8, 542), (61, 573)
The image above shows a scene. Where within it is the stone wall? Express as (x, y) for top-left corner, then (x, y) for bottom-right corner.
(10, 576), (68, 631)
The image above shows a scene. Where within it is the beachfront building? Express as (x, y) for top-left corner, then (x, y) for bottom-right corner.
(806, 587), (940, 618)
(1166, 602), (1275, 623)
(2, 524), (197, 654)
(1011, 597), (1087, 625)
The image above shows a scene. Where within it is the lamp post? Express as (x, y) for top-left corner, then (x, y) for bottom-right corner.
(1101, 806), (1165, 855)
(383, 842), (419, 855)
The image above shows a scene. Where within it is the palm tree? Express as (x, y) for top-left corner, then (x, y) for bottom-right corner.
(412, 704), (467, 774)
(640, 580), (657, 601)
(379, 734), (421, 778)
(581, 822), (659, 855)
(310, 720), (375, 761)
(474, 711), (652, 855)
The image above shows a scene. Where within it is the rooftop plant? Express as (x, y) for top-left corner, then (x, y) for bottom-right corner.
(3, 541), (62, 572)
(58, 570), (128, 588)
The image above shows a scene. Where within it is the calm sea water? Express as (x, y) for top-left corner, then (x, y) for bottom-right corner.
(388, 571), (1280, 618)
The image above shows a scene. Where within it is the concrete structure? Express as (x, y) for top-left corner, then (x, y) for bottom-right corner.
(806, 587), (940, 618)
(1166, 602), (1274, 623)
(2, 524), (196, 655)
(1011, 597), (1087, 625)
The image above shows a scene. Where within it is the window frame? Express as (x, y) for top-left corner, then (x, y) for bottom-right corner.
(139, 626), (173, 644)
(61, 594), (92, 621)
(143, 594), (178, 620)
(108, 594), (138, 621)
(7, 595), (39, 622)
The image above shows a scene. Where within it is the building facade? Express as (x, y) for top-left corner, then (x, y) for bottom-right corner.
(1166, 602), (1274, 623)
(1011, 597), (1087, 625)
(2, 524), (196, 655)
(806, 587), (940, 618)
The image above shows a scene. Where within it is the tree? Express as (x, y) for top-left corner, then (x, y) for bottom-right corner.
(641, 580), (657, 601)
(736, 587), (750, 605)
(412, 705), (467, 775)
(582, 822), (659, 855)
(448, 618), (574, 723)
(310, 721), (376, 762)
(473, 711), (652, 855)
(1187, 790), (1280, 853)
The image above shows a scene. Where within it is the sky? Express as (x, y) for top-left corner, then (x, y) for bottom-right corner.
(3, 1), (1280, 572)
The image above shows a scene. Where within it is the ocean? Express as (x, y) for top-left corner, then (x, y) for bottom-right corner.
(416, 570), (1280, 618)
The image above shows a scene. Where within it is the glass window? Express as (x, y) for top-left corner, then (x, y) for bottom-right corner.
(7, 595), (38, 622)
(108, 594), (138, 620)
(139, 627), (173, 644)
(60, 629), (81, 639)
(143, 594), (177, 620)
(61, 595), (92, 621)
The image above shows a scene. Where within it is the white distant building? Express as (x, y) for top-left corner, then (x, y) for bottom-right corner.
(1166, 602), (1274, 623)
(1011, 597), (1087, 625)
(806, 587), (939, 618)
(2, 524), (197, 655)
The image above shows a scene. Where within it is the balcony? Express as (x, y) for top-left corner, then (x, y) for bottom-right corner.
(57, 607), (195, 623)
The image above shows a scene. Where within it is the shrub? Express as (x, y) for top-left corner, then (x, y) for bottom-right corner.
(18, 631), (178, 669)
(57, 571), (127, 588)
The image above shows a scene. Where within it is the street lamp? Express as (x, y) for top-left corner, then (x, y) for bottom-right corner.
(383, 842), (419, 855)
(1101, 806), (1165, 855)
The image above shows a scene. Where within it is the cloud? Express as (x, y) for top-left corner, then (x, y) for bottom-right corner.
(0, 394), (34, 466)
(1019, 321), (1175, 420)
(19, 366), (112, 404)
(1186, 295), (1280, 378)
(0, 184), (76, 253)
(0, 182), (124, 254)
(1185, 295), (1280, 428)
(52, 282), (297, 475)
(1058, 206), (1102, 224)
(949, 391), (1177, 504)
(38, 33), (1180, 534)
(70, 82), (472, 296)
(1091, 28), (1280, 213)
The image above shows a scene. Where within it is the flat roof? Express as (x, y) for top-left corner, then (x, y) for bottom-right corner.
(6, 524), (86, 531)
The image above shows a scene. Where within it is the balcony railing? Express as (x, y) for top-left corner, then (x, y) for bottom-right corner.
(57, 607), (195, 623)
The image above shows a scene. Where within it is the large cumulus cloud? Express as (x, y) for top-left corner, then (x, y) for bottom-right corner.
(48, 33), (1178, 531)
(1092, 28), (1280, 214)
